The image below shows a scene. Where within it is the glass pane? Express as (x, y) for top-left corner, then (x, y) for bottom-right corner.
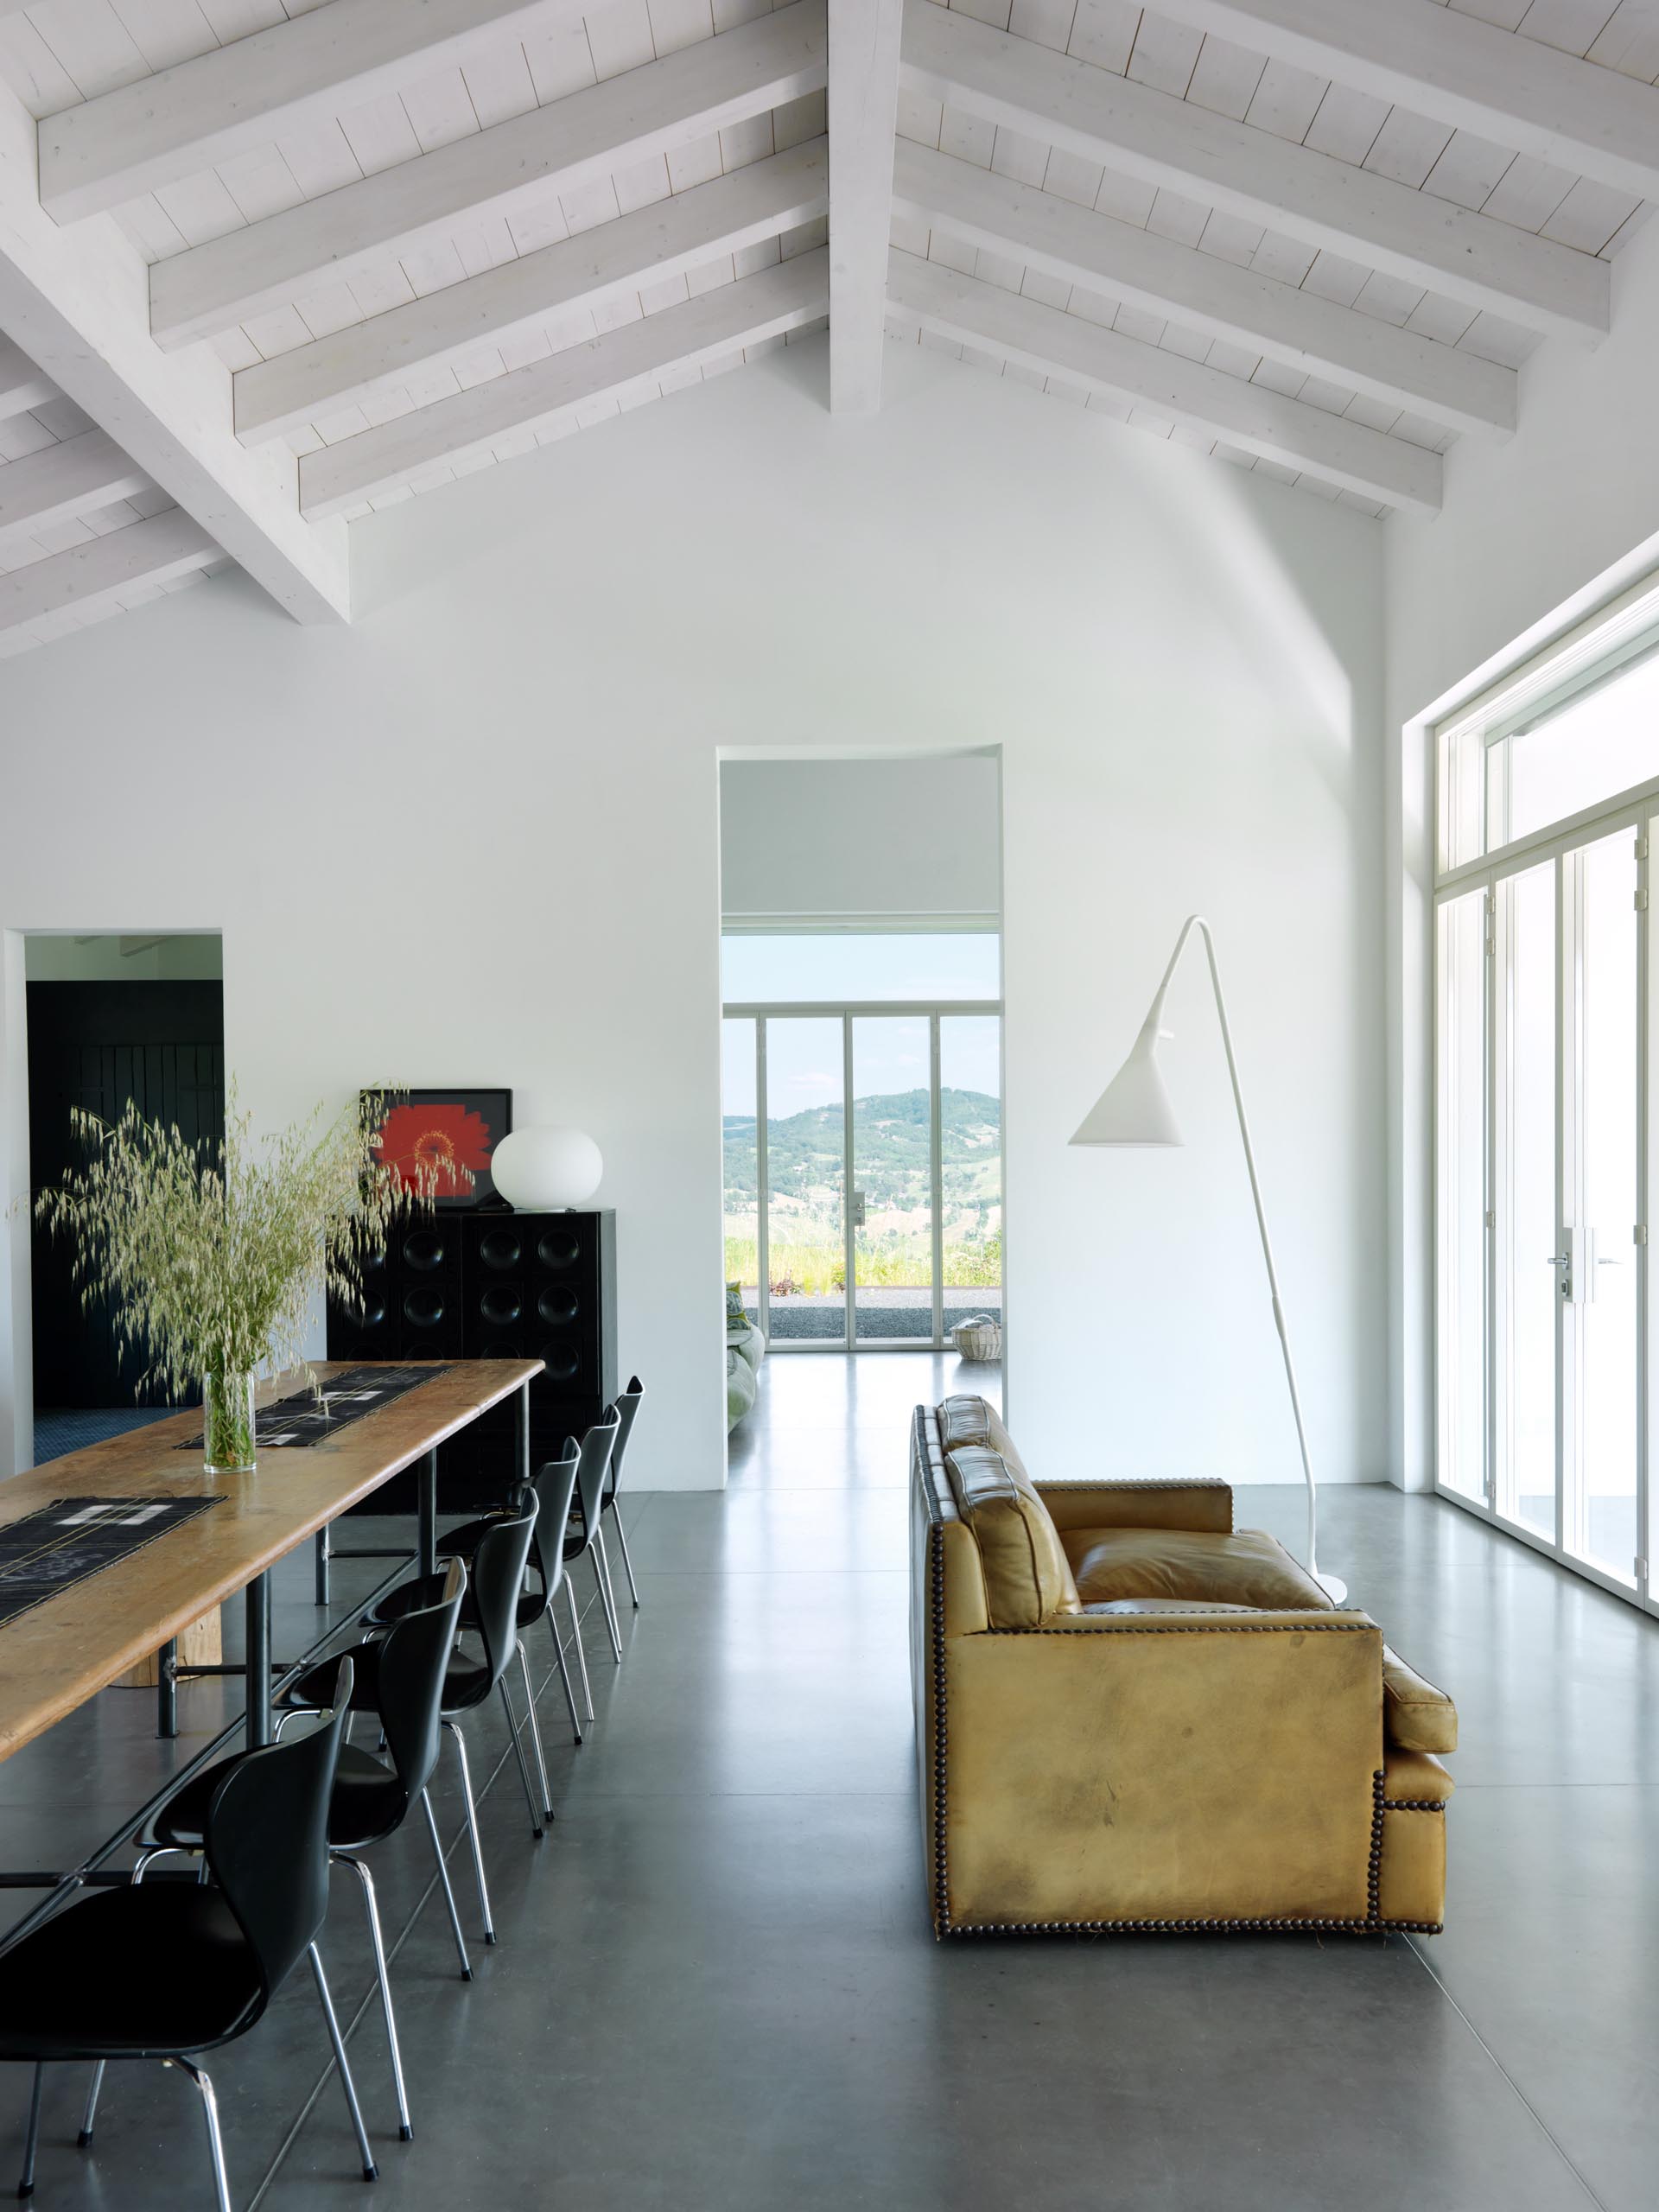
(764, 1018), (845, 1344)
(1502, 647), (1659, 848)
(940, 1016), (1002, 1342)
(721, 1018), (759, 1324)
(851, 1017), (933, 1343)
(1436, 893), (1487, 1502)
(1494, 861), (1558, 1540)
(1567, 831), (1638, 1583)
(722, 932), (999, 1002)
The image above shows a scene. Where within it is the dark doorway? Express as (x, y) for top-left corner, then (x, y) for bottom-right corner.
(29, 981), (225, 1410)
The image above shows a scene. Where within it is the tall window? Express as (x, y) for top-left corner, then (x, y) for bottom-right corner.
(1433, 575), (1659, 1614)
(721, 933), (1002, 1351)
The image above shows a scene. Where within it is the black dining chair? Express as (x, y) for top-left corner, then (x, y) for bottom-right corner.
(0, 1661), (372, 2209)
(600, 1376), (645, 1610)
(103, 1560), (474, 2149)
(280, 1495), (542, 1947)
(365, 1435), (584, 1758)
(564, 1408), (623, 1683)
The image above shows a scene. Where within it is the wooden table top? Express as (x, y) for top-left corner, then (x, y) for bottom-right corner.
(0, 1358), (542, 1764)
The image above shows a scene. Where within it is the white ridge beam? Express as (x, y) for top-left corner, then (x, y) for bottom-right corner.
(150, 2), (829, 351)
(302, 245), (830, 518)
(887, 246), (1440, 512)
(1148, 0), (1659, 206)
(0, 336), (54, 421)
(828, 0), (903, 412)
(893, 139), (1514, 441)
(39, 0), (594, 224)
(0, 429), (149, 556)
(0, 511), (218, 642)
(0, 68), (348, 621)
(899, 0), (1608, 345)
(237, 138), (830, 446)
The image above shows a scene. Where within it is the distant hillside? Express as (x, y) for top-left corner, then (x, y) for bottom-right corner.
(724, 1088), (1000, 1220)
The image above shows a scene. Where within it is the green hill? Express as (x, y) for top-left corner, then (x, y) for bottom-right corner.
(724, 1088), (999, 1219)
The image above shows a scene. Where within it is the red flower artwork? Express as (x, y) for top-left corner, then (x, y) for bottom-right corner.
(374, 1101), (495, 1201)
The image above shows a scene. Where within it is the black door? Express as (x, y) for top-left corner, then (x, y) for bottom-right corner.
(29, 982), (225, 1409)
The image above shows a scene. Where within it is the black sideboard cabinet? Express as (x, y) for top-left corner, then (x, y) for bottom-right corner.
(328, 1210), (617, 1512)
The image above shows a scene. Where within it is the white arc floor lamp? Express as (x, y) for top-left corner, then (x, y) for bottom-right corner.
(1070, 913), (1346, 1604)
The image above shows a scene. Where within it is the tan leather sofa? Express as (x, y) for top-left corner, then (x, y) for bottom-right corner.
(911, 1395), (1455, 1938)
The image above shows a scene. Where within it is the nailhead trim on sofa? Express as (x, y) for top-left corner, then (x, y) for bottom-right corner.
(915, 1407), (1446, 1939)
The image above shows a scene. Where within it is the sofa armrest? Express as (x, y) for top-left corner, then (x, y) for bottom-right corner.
(1033, 1480), (1233, 1535)
(940, 1611), (1383, 1928)
(1382, 1645), (1458, 1754)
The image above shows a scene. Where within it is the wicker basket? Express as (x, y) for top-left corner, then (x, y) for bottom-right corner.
(951, 1314), (1002, 1362)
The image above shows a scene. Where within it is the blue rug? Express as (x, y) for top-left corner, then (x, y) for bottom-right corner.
(32, 1408), (177, 1466)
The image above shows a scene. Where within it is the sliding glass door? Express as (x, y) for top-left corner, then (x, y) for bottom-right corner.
(723, 1001), (1002, 1351)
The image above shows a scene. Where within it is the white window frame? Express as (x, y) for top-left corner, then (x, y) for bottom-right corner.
(1433, 573), (1659, 1618)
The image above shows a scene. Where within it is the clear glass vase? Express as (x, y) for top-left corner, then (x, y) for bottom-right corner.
(201, 1369), (257, 1474)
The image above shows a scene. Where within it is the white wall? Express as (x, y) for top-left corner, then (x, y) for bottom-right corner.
(1384, 213), (1659, 1491)
(719, 753), (1001, 921)
(0, 337), (1386, 1491)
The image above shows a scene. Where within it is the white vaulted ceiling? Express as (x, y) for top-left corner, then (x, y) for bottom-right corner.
(0, 0), (1651, 653)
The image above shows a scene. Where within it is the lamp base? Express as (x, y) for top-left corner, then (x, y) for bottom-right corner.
(1313, 1571), (1348, 1605)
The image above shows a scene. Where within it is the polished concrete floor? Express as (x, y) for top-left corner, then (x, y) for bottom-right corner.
(3, 1351), (1656, 2209)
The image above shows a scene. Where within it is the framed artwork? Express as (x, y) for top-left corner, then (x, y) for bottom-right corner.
(367, 1089), (512, 1211)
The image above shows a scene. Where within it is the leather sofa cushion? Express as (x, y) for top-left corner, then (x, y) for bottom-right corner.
(1064, 1526), (1333, 1611)
(938, 1395), (1031, 1484)
(1382, 1645), (1458, 1754)
(943, 1445), (1082, 1628)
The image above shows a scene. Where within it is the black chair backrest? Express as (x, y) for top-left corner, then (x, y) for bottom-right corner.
(524, 1439), (580, 1611)
(467, 1491), (538, 1694)
(377, 1557), (466, 1803)
(570, 1408), (620, 1558)
(204, 1657), (353, 2018)
(605, 1377), (643, 1506)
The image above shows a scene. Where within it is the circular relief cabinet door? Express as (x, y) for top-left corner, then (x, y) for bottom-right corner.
(479, 1229), (523, 1272)
(403, 1287), (446, 1330)
(538, 1342), (582, 1382)
(537, 1285), (580, 1328)
(403, 1230), (447, 1273)
(537, 1227), (582, 1272)
(480, 1286), (523, 1329)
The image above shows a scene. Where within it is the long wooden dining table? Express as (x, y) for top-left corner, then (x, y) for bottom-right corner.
(0, 1357), (542, 1945)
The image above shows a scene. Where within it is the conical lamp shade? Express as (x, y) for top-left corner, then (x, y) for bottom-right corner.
(1070, 1026), (1184, 1147)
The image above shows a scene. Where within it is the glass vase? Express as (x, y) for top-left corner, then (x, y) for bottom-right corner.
(201, 1369), (257, 1475)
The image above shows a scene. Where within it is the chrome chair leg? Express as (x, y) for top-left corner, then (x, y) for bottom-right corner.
(442, 1719), (496, 1943)
(562, 1580), (594, 1725)
(609, 1509), (642, 1608)
(497, 1675), (543, 1839)
(419, 1789), (472, 1981)
(591, 1541), (622, 1663)
(166, 2058), (232, 2212)
(548, 1607), (583, 1745)
(77, 2063), (104, 2149)
(515, 1640), (554, 1821)
(17, 2062), (42, 2199)
(339, 1854), (412, 2142)
(306, 1944), (378, 2181)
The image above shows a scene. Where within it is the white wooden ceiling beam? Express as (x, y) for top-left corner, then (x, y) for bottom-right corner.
(39, 0), (594, 224)
(302, 245), (830, 517)
(236, 137), (830, 446)
(0, 73), (348, 620)
(1147, 0), (1659, 206)
(828, 0), (903, 413)
(893, 139), (1514, 442)
(899, 2), (1609, 345)
(0, 335), (54, 421)
(887, 246), (1440, 512)
(0, 429), (150, 556)
(0, 511), (219, 642)
(149, 1), (829, 350)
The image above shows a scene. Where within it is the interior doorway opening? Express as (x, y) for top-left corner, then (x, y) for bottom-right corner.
(717, 754), (1004, 1417)
(24, 931), (224, 1467)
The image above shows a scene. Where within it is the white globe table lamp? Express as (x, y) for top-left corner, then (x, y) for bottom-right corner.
(1071, 914), (1345, 1605)
(490, 1126), (603, 1211)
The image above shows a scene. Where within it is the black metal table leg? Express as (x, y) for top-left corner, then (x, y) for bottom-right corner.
(314, 1525), (330, 1606)
(245, 1572), (273, 1747)
(156, 1637), (178, 1739)
(417, 1447), (437, 1580)
(517, 1381), (531, 1491)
